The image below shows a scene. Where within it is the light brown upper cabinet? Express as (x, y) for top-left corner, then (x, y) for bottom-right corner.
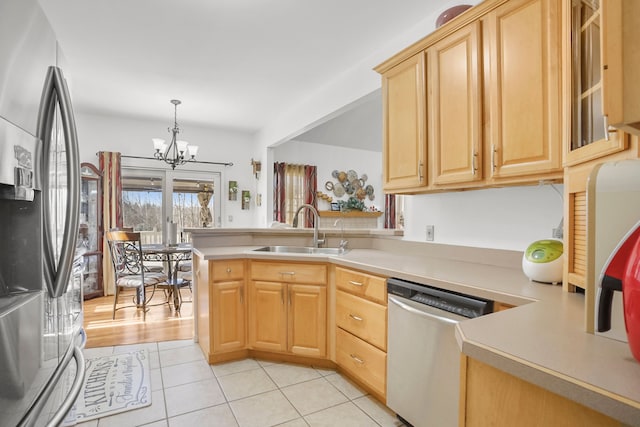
(484, 0), (563, 180)
(564, 0), (629, 166)
(376, 0), (565, 194)
(381, 52), (428, 193)
(600, 1), (640, 138)
(562, 0), (640, 293)
(429, 22), (483, 186)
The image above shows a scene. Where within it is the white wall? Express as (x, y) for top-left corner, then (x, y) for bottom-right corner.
(252, 0), (482, 224)
(273, 141), (383, 224)
(75, 111), (260, 227)
(70, 0), (561, 251)
(402, 184), (565, 251)
(269, 137), (564, 249)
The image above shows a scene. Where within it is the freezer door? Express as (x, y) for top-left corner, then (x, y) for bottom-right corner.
(0, 0), (56, 135)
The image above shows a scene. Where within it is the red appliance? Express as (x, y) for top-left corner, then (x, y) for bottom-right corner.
(598, 224), (640, 362)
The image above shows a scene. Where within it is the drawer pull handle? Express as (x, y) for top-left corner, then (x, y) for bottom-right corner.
(226, 267), (232, 273)
(349, 314), (363, 322)
(280, 271), (296, 276)
(348, 280), (363, 287)
(350, 354), (365, 364)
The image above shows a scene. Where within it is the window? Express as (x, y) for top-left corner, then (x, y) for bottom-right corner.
(122, 168), (221, 243)
(172, 178), (215, 230)
(122, 175), (163, 242)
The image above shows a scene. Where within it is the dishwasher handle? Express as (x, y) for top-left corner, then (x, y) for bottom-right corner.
(388, 294), (462, 325)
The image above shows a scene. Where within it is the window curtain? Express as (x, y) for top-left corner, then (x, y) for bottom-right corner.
(273, 162), (317, 226)
(273, 162), (286, 223)
(303, 165), (317, 227)
(384, 194), (396, 229)
(99, 151), (123, 296)
(197, 185), (213, 227)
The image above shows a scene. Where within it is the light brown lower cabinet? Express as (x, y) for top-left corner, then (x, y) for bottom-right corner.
(334, 266), (388, 401)
(459, 356), (623, 426)
(197, 258), (247, 363)
(248, 261), (328, 358)
(211, 280), (245, 353)
(336, 328), (387, 398)
(247, 281), (287, 352)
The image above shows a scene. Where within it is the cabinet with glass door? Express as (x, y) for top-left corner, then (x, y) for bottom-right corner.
(563, 0), (640, 293)
(79, 162), (103, 300)
(564, 0), (636, 165)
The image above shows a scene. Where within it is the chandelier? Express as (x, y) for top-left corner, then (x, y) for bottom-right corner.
(152, 99), (199, 169)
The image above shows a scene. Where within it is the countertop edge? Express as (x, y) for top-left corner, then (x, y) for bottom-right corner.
(192, 246), (640, 424)
(456, 327), (640, 426)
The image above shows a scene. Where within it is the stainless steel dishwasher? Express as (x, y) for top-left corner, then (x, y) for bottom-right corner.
(386, 278), (492, 427)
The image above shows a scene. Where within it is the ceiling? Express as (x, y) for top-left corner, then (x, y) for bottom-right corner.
(37, 0), (456, 145)
(291, 90), (382, 152)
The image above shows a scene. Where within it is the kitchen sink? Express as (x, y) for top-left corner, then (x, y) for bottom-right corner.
(253, 246), (349, 255)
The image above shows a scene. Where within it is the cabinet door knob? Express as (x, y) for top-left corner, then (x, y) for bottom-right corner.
(226, 267), (231, 273)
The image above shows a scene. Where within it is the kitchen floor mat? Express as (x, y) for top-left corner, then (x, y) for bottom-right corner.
(71, 349), (151, 423)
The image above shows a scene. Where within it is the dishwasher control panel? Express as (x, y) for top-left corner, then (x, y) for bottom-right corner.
(387, 277), (493, 318)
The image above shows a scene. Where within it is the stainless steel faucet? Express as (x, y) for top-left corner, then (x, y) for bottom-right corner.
(292, 204), (325, 248)
(333, 218), (348, 253)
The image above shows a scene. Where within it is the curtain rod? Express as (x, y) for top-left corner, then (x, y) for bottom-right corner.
(113, 154), (233, 167)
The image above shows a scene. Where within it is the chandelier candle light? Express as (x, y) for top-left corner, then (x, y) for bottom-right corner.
(152, 99), (199, 169)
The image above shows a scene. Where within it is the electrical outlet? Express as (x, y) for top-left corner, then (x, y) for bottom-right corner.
(426, 225), (434, 241)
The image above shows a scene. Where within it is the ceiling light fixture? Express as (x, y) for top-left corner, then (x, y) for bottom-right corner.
(152, 99), (199, 169)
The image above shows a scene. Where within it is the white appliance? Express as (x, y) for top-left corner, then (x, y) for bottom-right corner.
(0, 1), (86, 424)
(588, 160), (640, 341)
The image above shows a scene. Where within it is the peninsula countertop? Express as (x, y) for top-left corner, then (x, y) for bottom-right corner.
(193, 245), (640, 426)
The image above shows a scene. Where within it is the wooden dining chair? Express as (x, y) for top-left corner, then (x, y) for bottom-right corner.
(105, 230), (169, 320)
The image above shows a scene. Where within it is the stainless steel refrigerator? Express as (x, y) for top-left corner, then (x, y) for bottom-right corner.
(0, 63), (86, 426)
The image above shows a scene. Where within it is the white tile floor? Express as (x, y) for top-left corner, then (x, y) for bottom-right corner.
(78, 340), (404, 427)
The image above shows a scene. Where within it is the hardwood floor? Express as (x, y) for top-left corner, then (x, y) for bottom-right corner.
(83, 287), (194, 348)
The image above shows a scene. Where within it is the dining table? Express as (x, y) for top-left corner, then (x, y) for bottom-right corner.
(140, 243), (192, 311)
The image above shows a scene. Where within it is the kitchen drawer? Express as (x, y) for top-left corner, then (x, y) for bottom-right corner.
(336, 327), (386, 398)
(335, 267), (386, 304)
(336, 290), (387, 351)
(250, 261), (326, 285)
(211, 259), (245, 282)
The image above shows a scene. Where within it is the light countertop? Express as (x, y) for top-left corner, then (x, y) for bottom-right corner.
(193, 245), (640, 426)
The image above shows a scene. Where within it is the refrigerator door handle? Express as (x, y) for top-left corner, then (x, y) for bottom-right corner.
(38, 66), (81, 298)
(18, 342), (86, 427)
(46, 346), (86, 427)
